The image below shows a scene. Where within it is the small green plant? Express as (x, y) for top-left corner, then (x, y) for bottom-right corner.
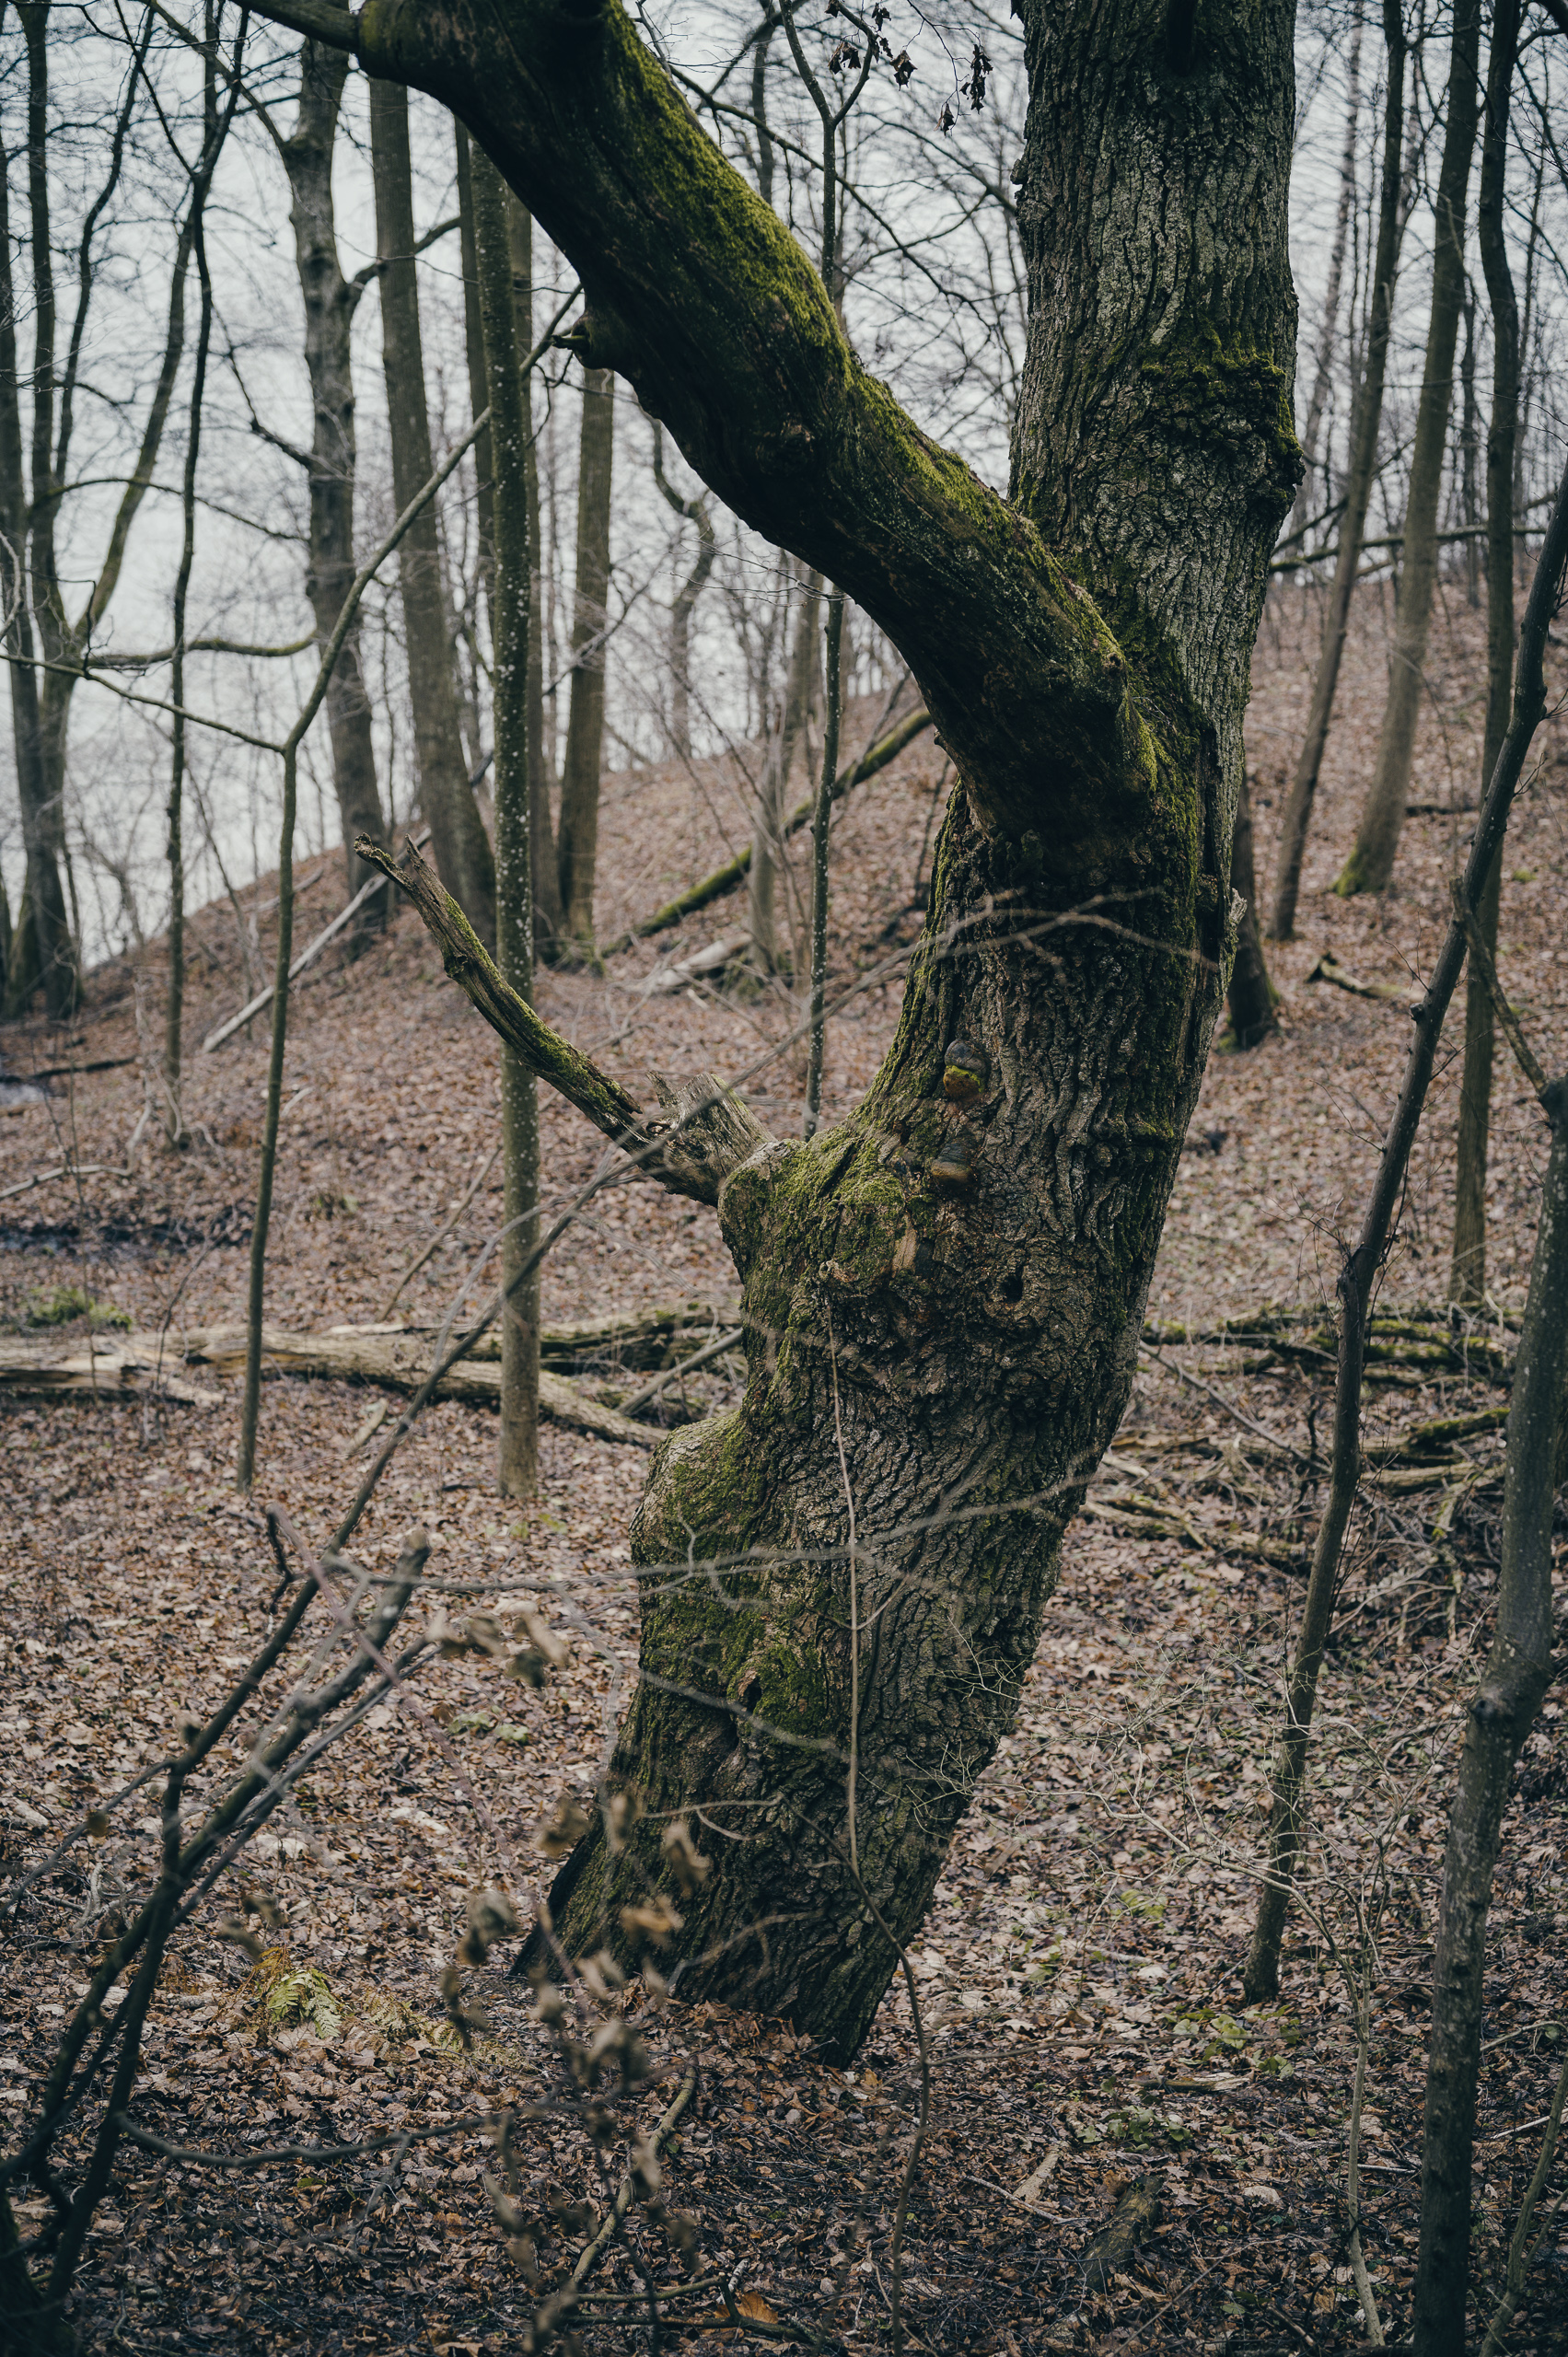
(25, 1283), (132, 1329)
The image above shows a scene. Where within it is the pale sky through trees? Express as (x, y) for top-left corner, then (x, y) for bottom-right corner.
(2, 0), (1562, 969)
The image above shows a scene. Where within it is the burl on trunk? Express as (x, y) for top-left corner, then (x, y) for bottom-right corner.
(330, 0), (1300, 2061)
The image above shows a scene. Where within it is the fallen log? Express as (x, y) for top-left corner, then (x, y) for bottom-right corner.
(0, 1323), (658, 1448)
(0, 1336), (222, 1408)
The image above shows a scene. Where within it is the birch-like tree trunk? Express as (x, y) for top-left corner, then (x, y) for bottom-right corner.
(369, 76), (497, 949)
(1336, 0), (1482, 897)
(286, 0), (1303, 2061)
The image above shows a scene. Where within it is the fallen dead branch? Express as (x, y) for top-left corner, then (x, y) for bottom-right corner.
(0, 1323), (658, 1447)
(1303, 952), (1409, 1003)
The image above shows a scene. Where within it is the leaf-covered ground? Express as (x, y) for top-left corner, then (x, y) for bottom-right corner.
(2, 590), (1566, 2353)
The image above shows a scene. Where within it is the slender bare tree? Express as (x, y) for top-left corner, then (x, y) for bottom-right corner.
(1337, 0), (1482, 897)
(555, 364), (614, 960)
(369, 75), (497, 947)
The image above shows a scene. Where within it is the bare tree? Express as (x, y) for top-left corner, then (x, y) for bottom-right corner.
(1336, 0), (1482, 897)
(1449, 0), (1524, 1306)
(1268, 0), (1409, 939)
(651, 420), (716, 762)
(272, 40), (391, 917)
(555, 364), (615, 961)
(473, 140), (541, 1499)
(1287, 10), (1363, 548)
(0, 4), (190, 1018)
(368, 75), (496, 948)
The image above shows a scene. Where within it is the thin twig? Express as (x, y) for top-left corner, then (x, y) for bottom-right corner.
(570, 2067), (698, 2289)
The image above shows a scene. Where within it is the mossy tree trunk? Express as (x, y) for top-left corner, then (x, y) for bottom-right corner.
(319, 0), (1299, 2061)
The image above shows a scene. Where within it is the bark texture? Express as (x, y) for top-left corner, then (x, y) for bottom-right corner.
(328, 0), (1299, 2061)
(368, 75), (496, 947)
(1449, 0), (1520, 1306)
(1269, 0), (1406, 940)
(281, 42), (389, 915)
(556, 366), (615, 958)
(1337, 0), (1482, 897)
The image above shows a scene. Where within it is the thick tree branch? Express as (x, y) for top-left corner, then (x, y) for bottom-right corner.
(234, 0), (1151, 860)
(356, 836), (772, 1205)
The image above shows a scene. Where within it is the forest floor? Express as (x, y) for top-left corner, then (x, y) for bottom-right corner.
(2, 580), (1567, 2357)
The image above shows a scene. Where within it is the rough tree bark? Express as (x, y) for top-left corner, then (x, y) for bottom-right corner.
(301, 0), (1301, 2061)
(1268, 0), (1407, 940)
(473, 144), (541, 1501)
(1449, 0), (1520, 1307)
(1412, 1058), (1568, 2352)
(1336, 0), (1482, 897)
(368, 75), (496, 948)
(280, 42), (390, 916)
(556, 364), (615, 960)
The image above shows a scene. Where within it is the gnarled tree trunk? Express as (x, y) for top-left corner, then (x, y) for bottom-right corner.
(324, 0), (1299, 2063)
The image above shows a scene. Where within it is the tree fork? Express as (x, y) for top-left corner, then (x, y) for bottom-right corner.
(277, 0), (1300, 2057)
